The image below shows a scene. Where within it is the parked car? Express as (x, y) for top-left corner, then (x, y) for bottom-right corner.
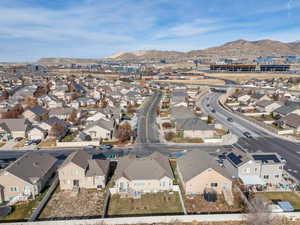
(99, 144), (113, 150)
(15, 137), (23, 142)
(211, 109), (216, 113)
(243, 131), (252, 138)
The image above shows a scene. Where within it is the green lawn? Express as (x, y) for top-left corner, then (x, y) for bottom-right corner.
(108, 192), (183, 216)
(1, 189), (48, 221)
(61, 132), (78, 142)
(255, 192), (300, 210)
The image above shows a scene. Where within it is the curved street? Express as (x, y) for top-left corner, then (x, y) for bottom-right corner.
(201, 92), (300, 181)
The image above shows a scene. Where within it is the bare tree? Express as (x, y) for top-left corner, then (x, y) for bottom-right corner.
(247, 197), (272, 225)
(49, 122), (66, 138)
(116, 122), (132, 142)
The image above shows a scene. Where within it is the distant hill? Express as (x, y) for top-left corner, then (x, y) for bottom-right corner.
(107, 39), (300, 60)
(37, 58), (100, 64)
(36, 39), (300, 64)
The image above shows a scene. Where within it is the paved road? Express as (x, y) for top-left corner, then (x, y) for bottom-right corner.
(201, 92), (300, 181)
(136, 91), (161, 144)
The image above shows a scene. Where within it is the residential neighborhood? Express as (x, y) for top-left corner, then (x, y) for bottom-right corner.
(1, 1), (300, 223)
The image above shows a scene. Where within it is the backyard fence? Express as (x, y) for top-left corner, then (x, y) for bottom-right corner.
(29, 176), (59, 221)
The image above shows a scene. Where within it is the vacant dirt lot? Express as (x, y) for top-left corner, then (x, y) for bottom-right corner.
(184, 192), (245, 214)
(39, 188), (105, 219)
(108, 192), (183, 216)
(154, 79), (225, 85)
(205, 72), (300, 82)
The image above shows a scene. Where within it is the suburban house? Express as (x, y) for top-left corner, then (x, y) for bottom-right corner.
(177, 151), (232, 195)
(237, 94), (251, 103)
(275, 114), (300, 134)
(272, 105), (300, 118)
(251, 93), (271, 103)
(27, 126), (47, 140)
(58, 151), (109, 190)
(83, 118), (115, 140)
(0, 152), (57, 203)
(224, 150), (285, 186)
(175, 117), (215, 139)
(113, 152), (174, 196)
(0, 119), (30, 140)
(49, 107), (74, 121)
(256, 100), (282, 114)
(23, 106), (48, 122)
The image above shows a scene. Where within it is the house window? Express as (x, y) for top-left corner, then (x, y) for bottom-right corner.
(211, 183), (218, 187)
(245, 168), (250, 174)
(263, 175), (269, 179)
(10, 187), (18, 192)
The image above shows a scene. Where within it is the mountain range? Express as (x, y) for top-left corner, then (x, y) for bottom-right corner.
(37, 39), (300, 64)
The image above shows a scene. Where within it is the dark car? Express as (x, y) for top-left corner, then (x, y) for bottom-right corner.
(207, 104), (210, 107)
(227, 117), (233, 122)
(211, 109), (216, 113)
(15, 137), (23, 142)
(243, 131), (252, 138)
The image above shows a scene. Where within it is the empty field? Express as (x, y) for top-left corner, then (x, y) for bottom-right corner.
(154, 79), (225, 85)
(39, 188), (105, 219)
(205, 72), (300, 82)
(108, 192), (183, 216)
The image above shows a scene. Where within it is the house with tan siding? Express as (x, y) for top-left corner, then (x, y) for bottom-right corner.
(58, 151), (109, 190)
(114, 152), (174, 196)
(177, 151), (233, 195)
(0, 152), (57, 203)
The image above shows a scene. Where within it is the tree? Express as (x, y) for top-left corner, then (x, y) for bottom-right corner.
(116, 122), (133, 142)
(165, 132), (175, 141)
(0, 104), (24, 119)
(68, 110), (78, 123)
(207, 115), (214, 124)
(49, 122), (66, 138)
(247, 197), (271, 225)
(0, 90), (9, 101)
(24, 96), (38, 108)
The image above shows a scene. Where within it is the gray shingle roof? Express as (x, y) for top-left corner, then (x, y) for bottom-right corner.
(278, 113), (300, 128)
(60, 151), (90, 170)
(176, 118), (213, 131)
(177, 151), (232, 182)
(86, 159), (109, 177)
(3, 152), (57, 184)
(27, 106), (48, 116)
(0, 118), (30, 132)
(171, 106), (195, 120)
(256, 100), (272, 108)
(274, 105), (295, 115)
(115, 152), (173, 181)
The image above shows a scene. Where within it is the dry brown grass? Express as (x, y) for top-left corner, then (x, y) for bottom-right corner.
(203, 72), (300, 82)
(155, 79), (225, 85)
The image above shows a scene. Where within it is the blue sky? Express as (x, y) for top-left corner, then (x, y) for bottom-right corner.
(0, 0), (300, 61)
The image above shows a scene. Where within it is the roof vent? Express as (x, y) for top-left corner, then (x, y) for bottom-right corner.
(33, 162), (39, 167)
